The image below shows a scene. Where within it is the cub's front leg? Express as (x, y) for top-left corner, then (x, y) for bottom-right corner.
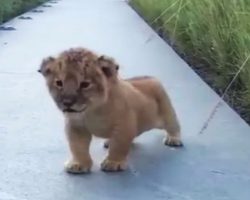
(101, 120), (136, 172)
(64, 123), (92, 174)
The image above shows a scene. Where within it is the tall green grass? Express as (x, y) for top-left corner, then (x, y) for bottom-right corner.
(131, 0), (250, 123)
(0, 0), (47, 24)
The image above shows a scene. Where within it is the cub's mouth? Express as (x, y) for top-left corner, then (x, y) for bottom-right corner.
(63, 106), (87, 113)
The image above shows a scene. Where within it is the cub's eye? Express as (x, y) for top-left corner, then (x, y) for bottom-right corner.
(55, 80), (63, 88)
(80, 81), (90, 89)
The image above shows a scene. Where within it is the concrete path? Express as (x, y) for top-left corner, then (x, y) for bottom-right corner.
(0, 0), (250, 199)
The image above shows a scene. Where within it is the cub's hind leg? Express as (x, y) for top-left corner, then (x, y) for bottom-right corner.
(161, 105), (183, 147)
(157, 87), (183, 147)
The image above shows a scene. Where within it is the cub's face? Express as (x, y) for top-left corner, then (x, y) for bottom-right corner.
(39, 48), (119, 114)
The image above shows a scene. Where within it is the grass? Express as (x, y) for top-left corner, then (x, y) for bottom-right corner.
(130, 0), (250, 124)
(0, 0), (47, 24)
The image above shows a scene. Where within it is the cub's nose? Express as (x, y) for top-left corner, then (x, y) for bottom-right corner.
(62, 98), (75, 107)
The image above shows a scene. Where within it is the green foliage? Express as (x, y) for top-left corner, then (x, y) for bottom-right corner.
(0, 0), (47, 24)
(131, 0), (250, 123)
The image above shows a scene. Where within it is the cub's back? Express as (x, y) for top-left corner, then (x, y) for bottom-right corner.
(125, 76), (165, 99)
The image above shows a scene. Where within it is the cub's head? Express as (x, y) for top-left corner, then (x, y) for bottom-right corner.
(39, 48), (119, 114)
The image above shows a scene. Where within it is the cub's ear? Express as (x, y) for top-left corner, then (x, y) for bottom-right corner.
(98, 55), (119, 78)
(38, 56), (55, 76)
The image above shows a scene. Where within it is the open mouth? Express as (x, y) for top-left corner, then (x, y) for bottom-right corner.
(63, 108), (78, 113)
(63, 107), (87, 113)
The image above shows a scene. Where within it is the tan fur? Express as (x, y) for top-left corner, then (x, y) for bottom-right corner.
(39, 47), (182, 173)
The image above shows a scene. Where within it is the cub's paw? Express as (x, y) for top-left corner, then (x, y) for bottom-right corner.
(64, 159), (92, 174)
(164, 136), (183, 147)
(101, 159), (127, 172)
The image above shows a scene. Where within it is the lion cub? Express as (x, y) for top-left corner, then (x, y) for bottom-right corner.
(39, 48), (183, 173)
